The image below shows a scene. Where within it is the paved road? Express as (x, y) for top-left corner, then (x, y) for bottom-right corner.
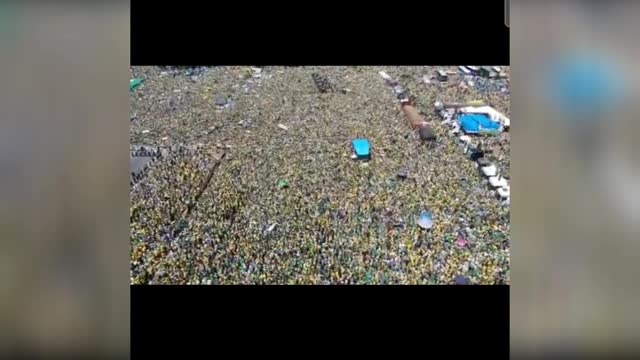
(130, 156), (153, 176)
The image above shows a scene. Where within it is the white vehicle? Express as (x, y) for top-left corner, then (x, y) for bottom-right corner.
(489, 176), (509, 188)
(497, 186), (510, 200)
(458, 66), (471, 75)
(481, 164), (498, 177)
(467, 66), (480, 73)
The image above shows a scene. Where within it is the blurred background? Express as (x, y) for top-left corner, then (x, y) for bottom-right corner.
(0, 3), (130, 356)
(511, 0), (640, 355)
(1, 0), (639, 356)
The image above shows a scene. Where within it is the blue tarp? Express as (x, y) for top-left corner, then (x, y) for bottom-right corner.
(352, 138), (371, 159)
(459, 114), (501, 134)
(548, 53), (620, 117)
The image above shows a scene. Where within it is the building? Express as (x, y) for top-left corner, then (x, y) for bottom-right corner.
(479, 66), (493, 77)
(467, 66), (481, 74)
(458, 66), (471, 75)
(437, 70), (448, 81)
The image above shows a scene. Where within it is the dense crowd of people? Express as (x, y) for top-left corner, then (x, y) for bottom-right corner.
(130, 66), (510, 284)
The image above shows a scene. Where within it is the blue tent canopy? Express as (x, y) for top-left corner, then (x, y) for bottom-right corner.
(352, 138), (371, 159)
(459, 114), (501, 134)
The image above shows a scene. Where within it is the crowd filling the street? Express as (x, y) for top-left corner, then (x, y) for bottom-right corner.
(130, 66), (510, 285)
